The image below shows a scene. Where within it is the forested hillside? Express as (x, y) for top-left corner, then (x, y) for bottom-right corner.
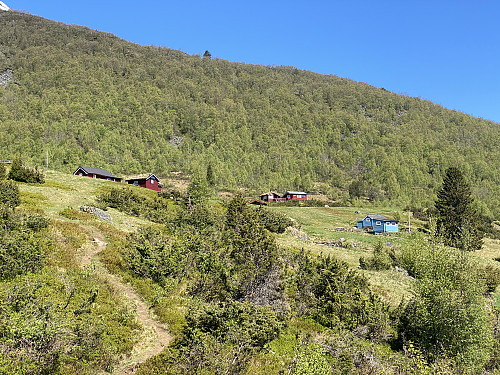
(1, 11), (499, 217)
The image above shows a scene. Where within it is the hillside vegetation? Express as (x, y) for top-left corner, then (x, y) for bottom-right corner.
(0, 169), (498, 374)
(0, 11), (500, 218)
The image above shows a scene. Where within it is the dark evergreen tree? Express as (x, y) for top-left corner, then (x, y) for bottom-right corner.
(203, 50), (212, 59)
(435, 167), (483, 251)
(206, 163), (215, 186)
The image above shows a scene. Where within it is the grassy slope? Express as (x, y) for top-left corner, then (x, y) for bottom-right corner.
(19, 171), (500, 307)
(19, 170), (152, 231)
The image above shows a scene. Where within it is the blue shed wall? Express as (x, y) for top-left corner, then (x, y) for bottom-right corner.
(357, 215), (398, 233)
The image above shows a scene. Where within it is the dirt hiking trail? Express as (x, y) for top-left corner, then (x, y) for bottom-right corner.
(79, 228), (172, 374)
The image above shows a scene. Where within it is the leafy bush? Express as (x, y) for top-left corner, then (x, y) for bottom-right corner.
(155, 300), (283, 373)
(98, 187), (145, 216)
(98, 187), (178, 223)
(124, 226), (188, 287)
(397, 235), (495, 371)
(478, 264), (500, 294)
(7, 158), (44, 184)
(0, 269), (141, 374)
(0, 163), (5, 180)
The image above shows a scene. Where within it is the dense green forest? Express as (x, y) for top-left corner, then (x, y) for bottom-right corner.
(1, 10), (500, 219)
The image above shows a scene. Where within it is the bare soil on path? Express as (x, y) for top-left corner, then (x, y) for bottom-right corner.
(79, 227), (172, 374)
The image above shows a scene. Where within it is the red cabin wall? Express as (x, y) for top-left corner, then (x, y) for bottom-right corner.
(286, 194), (307, 201)
(132, 178), (161, 191)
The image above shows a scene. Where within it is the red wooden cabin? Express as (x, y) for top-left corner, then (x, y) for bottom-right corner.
(125, 174), (162, 192)
(283, 191), (307, 201)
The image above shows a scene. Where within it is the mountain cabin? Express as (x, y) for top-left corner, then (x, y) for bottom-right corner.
(125, 174), (162, 192)
(357, 214), (398, 234)
(73, 166), (122, 182)
(283, 191), (307, 201)
(260, 191), (307, 202)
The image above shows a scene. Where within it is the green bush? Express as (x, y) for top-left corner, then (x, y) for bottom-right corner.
(478, 264), (500, 294)
(124, 226), (188, 287)
(0, 163), (5, 180)
(0, 269), (141, 374)
(255, 207), (294, 233)
(0, 212), (49, 280)
(0, 180), (20, 211)
(7, 159), (44, 184)
(98, 187), (178, 224)
(293, 251), (392, 340)
(157, 300), (283, 373)
(359, 241), (393, 271)
(397, 235), (495, 371)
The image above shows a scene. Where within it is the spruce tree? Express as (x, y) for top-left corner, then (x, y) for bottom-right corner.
(435, 167), (483, 251)
(187, 172), (211, 205)
(206, 163), (215, 186)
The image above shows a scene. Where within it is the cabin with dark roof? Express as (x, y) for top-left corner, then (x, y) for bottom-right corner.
(357, 214), (398, 233)
(73, 166), (122, 182)
(283, 191), (307, 201)
(126, 174), (162, 192)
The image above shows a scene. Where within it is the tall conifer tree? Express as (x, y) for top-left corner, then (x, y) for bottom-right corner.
(435, 167), (483, 251)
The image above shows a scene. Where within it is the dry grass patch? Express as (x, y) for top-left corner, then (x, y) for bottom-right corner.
(47, 220), (91, 269)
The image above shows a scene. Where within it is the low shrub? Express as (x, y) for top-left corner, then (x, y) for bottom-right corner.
(0, 213), (50, 280)
(0, 269), (140, 374)
(152, 300), (283, 374)
(359, 241), (394, 271)
(8, 159), (44, 184)
(59, 207), (95, 221)
(293, 251), (392, 340)
(255, 207), (294, 233)
(0, 180), (20, 211)
(97, 187), (178, 224)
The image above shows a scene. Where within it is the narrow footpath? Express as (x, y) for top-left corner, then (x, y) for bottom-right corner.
(79, 228), (172, 374)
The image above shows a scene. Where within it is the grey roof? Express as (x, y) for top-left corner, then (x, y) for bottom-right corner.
(365, 214), (398, 222)
(74, 166), (120, 179)
(284, 191), (307, 195)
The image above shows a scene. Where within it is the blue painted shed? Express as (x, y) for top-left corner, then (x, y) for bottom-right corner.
(357, 214), (398, 233)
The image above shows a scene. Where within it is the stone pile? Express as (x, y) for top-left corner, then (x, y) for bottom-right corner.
(80, 206), (111, 221)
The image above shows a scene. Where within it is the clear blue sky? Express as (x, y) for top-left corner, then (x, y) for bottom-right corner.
(6, 0), (500, 123)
